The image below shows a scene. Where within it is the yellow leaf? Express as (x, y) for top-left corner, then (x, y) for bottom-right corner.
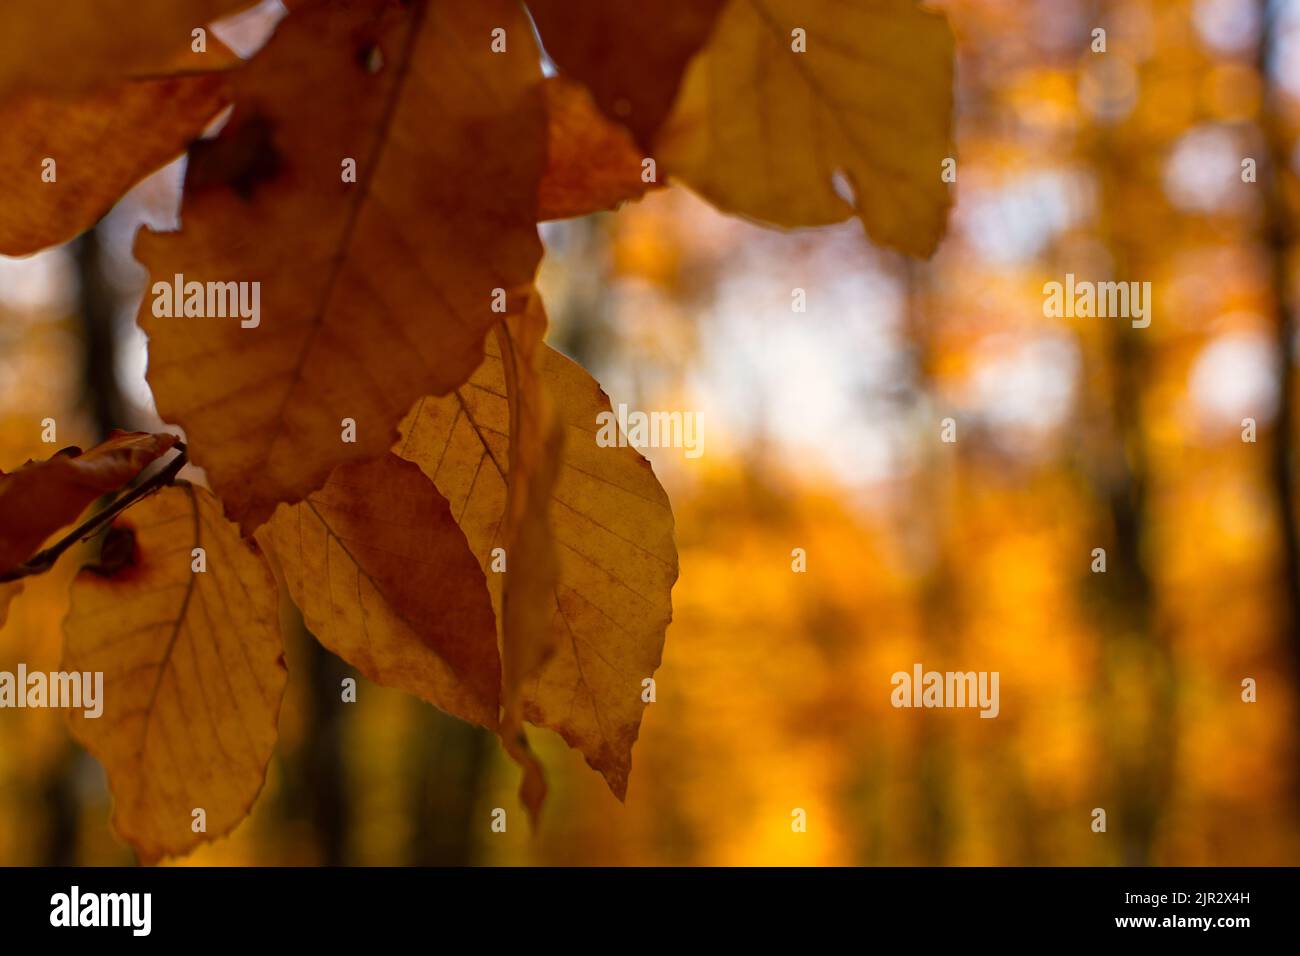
(398, 342), (678, 799)
(655, 0), (955, 257)
(135, 0), (546, 533)
(62, 483), (286, 863)
(0, 583), (20, 627)
(261, 453), (501, 729)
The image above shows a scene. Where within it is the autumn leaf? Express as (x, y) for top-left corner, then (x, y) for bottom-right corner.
(491, 298), (565, 821)
(539, 75), (652, 221)
(0, 0), (255, 98)
(260, 453), (501, 729)
(527, 0), (727, 150)
(655, 0), (955, 257)
(62, 482), (286, 863)
(0, 431), (178, 577)
(0, 583), (20, 627)
(0, 73), (232, 256)
(398, 342), (678, 800)
(135, 0), (547, 534)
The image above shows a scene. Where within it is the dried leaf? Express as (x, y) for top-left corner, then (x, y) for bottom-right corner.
(0, 74), (231, 256)
(0, 431), (178, 577)
(655, 0), (955, 257)
(0, 0), (254, 98)
(261, 453), (501, 729)
(0, 583), (20, 627)
(493, 298), (565, 822)
(398, 343), (677, 799)
(527, 0), (727, 149)
(136, 0), (546, 534)
(62, 482), (286, 863)
(539, 75), (652, 220)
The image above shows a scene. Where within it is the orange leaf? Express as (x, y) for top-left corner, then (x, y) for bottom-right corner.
(135, 0), (546, 534)
(527, 0), (727, 149)
(260, 453), (501, 729)
(398, 342), (678, 800)
(0, 0), (256, 98)
(62, 482), (286, 863)
(0, 430), (178, 577)
(0, 74), (232, 256)
(494, 298), (565, 822)
(539, 75), (652, 221)
(0, 583), (20, 627)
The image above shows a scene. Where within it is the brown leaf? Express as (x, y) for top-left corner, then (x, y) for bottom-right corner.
(494, 298), (565, 822)
(539, 75), (652, 221)
(655, 0), (955, 257)
(0, 0), (255, 98)
(398, 343), (678, 800)
(0, 74), (231, 256)
(527, 0), (727, 150)
(0, 583), (20, 627)
(0, 431), (178, 577)
(135, 0), (546, 534)
(62, 482), (286, 863)
(260, 453), (501, 729)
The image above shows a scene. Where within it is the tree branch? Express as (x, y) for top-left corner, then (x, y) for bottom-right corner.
(0, 441), (189, 583)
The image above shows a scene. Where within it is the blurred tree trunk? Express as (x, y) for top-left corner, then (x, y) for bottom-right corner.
(1258, 3), (1300, 802)
(36, 224), (126, 864)
(902, 258), (957, 865)
(76, 227), (126, 437)
(276, 614), (352, 865)
(1080, 1), (1176, 864)
(407, 710), (491, 864)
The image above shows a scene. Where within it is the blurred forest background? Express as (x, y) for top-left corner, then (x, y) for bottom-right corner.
(4, 0), (1300, 865)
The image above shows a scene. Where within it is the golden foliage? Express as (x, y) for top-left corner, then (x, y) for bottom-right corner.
(62, 483), (285, 863)
(135, 0), (547, 533)
(399, 340), (677, 799)
(656, 0), (954, 256)
(263, 453), (501, 728)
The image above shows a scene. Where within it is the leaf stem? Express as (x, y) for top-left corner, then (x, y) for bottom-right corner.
(0, 441), (189, 583)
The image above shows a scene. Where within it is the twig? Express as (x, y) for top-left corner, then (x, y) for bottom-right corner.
(0, 442), (189, 583)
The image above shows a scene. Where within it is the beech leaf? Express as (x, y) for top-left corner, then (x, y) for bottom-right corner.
(398, 342), (677, 799)
(0, 0), (256, 98)
(539, 75), (652, 221)
(135, 0), (547, 533)
(527, 0), (727, 150)
(62, 482), (286, 863)
(0, 73), (232, 256)
(261, 453), (502, 729)
(655, 0), (955, 257)
(491, 298), (565, 822)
